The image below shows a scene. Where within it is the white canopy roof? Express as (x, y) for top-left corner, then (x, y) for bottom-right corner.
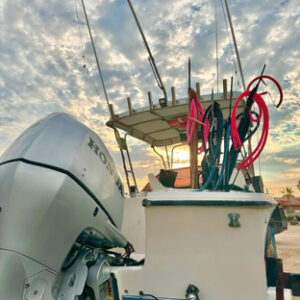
(106, 92), (245, 147)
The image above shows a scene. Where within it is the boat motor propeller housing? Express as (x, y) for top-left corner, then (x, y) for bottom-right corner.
(0, 113), (128, 299)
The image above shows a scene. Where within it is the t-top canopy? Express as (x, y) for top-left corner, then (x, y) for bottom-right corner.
(106, 91), (245, 147)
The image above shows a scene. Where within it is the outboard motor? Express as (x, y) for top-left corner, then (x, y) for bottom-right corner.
(0, 113), (129, 299)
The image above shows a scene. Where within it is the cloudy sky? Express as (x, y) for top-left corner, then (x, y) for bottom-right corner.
(0, 0), (299, 196)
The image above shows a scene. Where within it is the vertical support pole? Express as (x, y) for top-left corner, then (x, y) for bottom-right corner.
(223, 79), (228, 101)
(276, 288), (284, 300)
(165, 146), (170, 169)
(189, 89), (199, 189)
(127, 97), (133, 115)
(109, 104), (115, 120)
(171, 87), (176, 105)
(276, 259), (284, 300)
(215, 4), (219, 93)
(196, 82), (201, 100)
(148, 91), (153, 111)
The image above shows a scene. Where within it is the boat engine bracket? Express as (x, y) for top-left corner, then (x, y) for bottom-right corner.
(56, 248), (98, 300)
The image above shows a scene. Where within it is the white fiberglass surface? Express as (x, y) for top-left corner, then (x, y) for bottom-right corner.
(267, 288), (292, 300)
(146, 189), (277, 204)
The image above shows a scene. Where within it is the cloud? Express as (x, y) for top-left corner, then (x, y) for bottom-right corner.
(0, 0), (299, 196)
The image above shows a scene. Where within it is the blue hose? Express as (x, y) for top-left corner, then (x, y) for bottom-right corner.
(198, 165), (218, 191)
(197, 103), (223, 191)
(198, 126), (223, 191)
(214, 125), (231, 190)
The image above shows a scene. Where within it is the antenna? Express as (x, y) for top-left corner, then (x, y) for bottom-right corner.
(188, 58), (191, 92)
(224, 0), (246, 91)
(127, 0), (168, 101)
(215, 4), (219, 93)
(81, 0), (110, 108)
(229, 76), (233, 120)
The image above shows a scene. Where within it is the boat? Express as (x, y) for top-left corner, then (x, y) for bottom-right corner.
(104, 74), (296, 300)
(0, 1), (299, 299)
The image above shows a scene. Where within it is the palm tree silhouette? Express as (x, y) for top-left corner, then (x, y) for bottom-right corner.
(281, 187), (295, 199)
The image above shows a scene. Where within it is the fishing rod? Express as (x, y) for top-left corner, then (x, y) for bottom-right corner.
(126, 0), (168, 101)
(224, 65), (266, 189)
(205, 75), (261, 191)
(188, 58), (191, 92)
(224, 0), (246, 91)
(215, 4), (219, 93)
(203, 77), (251, 191)
(81, 0), (110, 109)
(225, 66), (283, 189)
(223, 0), (256, 176)
(231, 74), (283, 170)
(223, 76), (253, 190)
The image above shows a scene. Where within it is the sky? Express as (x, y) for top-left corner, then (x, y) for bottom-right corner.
(0, 0), (299, 196)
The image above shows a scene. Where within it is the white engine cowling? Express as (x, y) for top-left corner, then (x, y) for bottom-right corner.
(0, 113), (127, 299)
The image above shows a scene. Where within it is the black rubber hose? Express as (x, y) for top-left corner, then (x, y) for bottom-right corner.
(200, 102), (224, 190)
(235, 111), (260, 141)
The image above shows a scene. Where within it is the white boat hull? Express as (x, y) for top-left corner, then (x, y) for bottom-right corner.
(116, 190), (278, 300)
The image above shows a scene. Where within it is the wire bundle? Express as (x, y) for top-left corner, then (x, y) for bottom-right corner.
(231, 75), (283, 171)
(186, 98), (209, 154)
